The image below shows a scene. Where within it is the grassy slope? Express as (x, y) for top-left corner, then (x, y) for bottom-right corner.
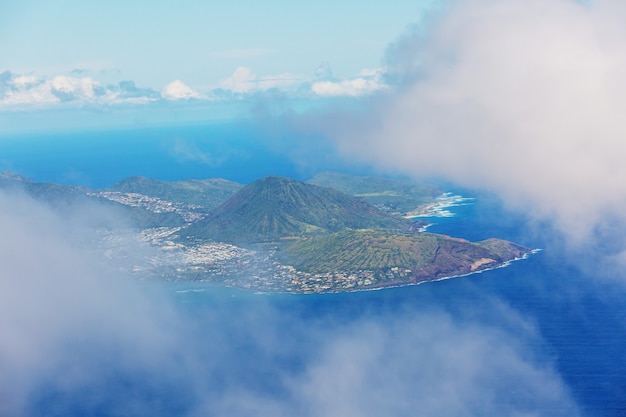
(278, 229), (528, 280)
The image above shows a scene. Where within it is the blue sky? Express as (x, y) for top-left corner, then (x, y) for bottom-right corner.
(0, 0), (437, 117)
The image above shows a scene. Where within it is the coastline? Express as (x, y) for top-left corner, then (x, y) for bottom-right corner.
(312, 248), (541, 295)
(405, 193), (474, 219)
(180, 248), (542, 296)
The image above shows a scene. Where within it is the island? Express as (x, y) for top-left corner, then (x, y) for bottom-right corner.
(0, 171), (533, 293)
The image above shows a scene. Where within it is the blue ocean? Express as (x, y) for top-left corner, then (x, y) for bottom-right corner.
(2, 125), (625, 416)
(0, 123), (353, 187)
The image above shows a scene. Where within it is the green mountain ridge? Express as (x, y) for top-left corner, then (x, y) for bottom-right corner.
(108, 176), (243, 211)
(0, 171), (186, 228)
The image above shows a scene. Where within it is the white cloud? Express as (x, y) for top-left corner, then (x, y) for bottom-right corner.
(51, 75), (99, 99)
(11, 75), (38, 88)
(311, 68), (388, 97)
(0, 72), (167, 107)
(220, 66), (257, 93)
(1, 81), (59, 105)
(316, 0), (626, 246)
(0, 73), (103, 106)
(162, 79), (202, 100)
(0, 65), (389, 108)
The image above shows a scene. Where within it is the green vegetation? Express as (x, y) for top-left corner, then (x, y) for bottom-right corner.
(0, 170), (532, 292)
(277, 229), (524, 282)
(476, 238), (529, 260)
(278, 230), (440, 273)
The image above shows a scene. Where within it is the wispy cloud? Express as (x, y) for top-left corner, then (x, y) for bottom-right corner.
(311, 68), (388, 97)
(169, 138), (245, 167)
(113, 80), (161, 102)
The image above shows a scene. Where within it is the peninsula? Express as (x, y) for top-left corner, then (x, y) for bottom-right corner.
(0, 171), (532, 293)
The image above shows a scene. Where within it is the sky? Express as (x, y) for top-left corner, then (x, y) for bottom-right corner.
(2, 0), (626, 415)
(1, 0), (432, 83)
(0, 0), (437, 116)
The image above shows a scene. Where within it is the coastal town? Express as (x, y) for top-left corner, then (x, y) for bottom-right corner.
(104, 225), (421, 293)
(87, 188), (488, 293)
(90, 191), (206, 222)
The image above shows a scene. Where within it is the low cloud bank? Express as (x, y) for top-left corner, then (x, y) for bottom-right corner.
(0, 190), (578, 416)
(211, 311), (579, 417)
(0, 191), (184, 415)
(0, 71), (163, 106)
(0, 64), (383, 110)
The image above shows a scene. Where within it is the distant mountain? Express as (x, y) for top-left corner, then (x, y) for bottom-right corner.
(0, 171), (90, 203)
(0, 171), (185, 228)
(307, 172), (441, 216)
(183, 176), (419, 244)
(108, 176), (243, 211)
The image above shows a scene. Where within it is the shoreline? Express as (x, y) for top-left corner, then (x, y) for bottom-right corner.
(307, 248), (541, 295)
(404, 193), (474, 219)
(175, 248), (542, 296)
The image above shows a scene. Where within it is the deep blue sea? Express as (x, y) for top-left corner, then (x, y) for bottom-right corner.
(419, 201), (626, 417)
(3, 124), (625, 416)
(156, 201), (626, 417)
(0, 123), (365, 187)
